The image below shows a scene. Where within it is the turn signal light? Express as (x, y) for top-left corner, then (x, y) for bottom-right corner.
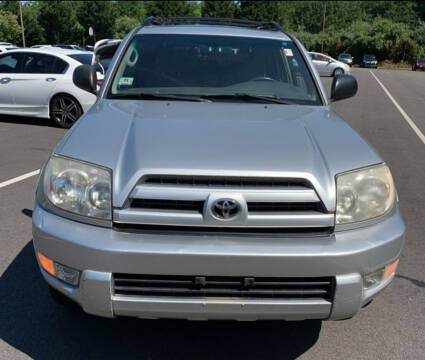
(37, 252), (56, 276)
(383, 259), (399, 282)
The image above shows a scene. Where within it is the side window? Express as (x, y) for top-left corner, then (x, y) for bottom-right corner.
(309, 53), (316, 60)
(22, 53), (56, 73)
(52, 58), (68, 74)
(317, 55), (327, 62)
(0, 52), (22, 73)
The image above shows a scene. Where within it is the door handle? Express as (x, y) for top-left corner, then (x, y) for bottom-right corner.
(46, 77), (56, 82)
(0, 77), (11, 84)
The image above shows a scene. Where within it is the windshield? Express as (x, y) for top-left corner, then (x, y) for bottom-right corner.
(108, 34), (321, 105)
(68, 53), (93, 65)
(339, 54), (350, 58)
(364, 55), (376, 61)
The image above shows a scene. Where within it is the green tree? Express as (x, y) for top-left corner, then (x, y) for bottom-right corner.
(202, 1), (236, 18)
(0, 1), (18, 14)
(115, 0), (145, 20)
(0, 9), (20, 43)
(145, 1), (195, 18)
(38, 1), (82, 44)
(77, 1), (116, 44)
(236, 1), (280, 22)
(114, 16), (139, 38)
(286, 1), (324, 33)
(22, 2), (45, 46)
(188, 1), (201, 17)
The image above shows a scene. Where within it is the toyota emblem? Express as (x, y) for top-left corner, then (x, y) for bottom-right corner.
(212, 199), (239, 220)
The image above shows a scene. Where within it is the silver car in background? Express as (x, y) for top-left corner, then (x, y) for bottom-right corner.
(309, 51), (351, 76)
(33, 17), (404, 321)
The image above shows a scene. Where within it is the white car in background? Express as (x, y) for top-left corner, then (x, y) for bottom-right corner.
(308, 51), (350, 77)
(31, 45), (53, 48)
(0, 47), (96, 128)
(0, 43), (19, 53)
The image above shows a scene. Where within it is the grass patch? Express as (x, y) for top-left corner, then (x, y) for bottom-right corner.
(378, 61), (412, 70)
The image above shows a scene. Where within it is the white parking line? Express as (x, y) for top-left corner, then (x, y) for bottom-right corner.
(0, 169), (40, 189)
(370, 70), (425, 145)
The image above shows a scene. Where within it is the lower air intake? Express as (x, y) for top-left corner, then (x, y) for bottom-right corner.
(113, 274), (334, 301)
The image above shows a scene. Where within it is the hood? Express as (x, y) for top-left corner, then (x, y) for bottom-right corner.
(56, 100), (382, 210)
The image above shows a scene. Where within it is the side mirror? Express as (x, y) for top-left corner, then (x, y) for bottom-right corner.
(73, 64), (97, 95)
(93, 62), (105, 75)
(331, 74), (358, 101)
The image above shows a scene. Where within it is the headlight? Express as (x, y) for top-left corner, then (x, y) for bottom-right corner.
(43, 155), (112, 219)
(336, 164), (395, 225)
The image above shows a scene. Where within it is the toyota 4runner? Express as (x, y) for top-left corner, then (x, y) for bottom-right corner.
(33, 17), (405, 321)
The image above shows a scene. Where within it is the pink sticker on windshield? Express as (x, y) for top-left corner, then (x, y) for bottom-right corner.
(283, 48), (293, 57)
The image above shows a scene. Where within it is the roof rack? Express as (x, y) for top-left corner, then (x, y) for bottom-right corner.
(141, 17), (283, 32)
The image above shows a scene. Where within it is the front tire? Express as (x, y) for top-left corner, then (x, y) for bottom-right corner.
(50, 94), (83, 129)
(333, 68), (344, 76)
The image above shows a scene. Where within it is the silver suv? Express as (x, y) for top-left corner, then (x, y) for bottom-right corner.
(33, 18), (404, 321)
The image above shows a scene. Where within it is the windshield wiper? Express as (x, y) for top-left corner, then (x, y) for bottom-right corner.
(200, 94), (295, 105)
(110, 93), (211, 102)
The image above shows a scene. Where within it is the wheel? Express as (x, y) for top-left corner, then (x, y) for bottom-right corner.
(333, 68), (344, 76)
(50, 94), (83, 129)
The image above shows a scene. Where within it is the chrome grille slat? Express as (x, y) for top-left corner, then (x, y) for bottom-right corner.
(114, 209), (333, 228)
(113, 223), (334, 236)
(130, 199), (325, 213)
(130, 186), (320, 203)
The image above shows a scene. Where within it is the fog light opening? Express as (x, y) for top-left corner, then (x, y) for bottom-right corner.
(55, 263), (80, 286)
(363, 268), (384, 290)
(37, 252), (80, 286)
(363, 259), (399, 291)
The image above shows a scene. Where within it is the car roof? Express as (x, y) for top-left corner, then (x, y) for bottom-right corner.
(309, 52), (329, 56)
(138, 24), (291, 41)
(8, 47), (92, 56)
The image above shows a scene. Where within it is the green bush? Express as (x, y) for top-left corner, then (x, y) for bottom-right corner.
(0, 9), (20, 44)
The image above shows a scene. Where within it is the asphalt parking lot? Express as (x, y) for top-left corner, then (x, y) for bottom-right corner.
(1, 68), (424, 360)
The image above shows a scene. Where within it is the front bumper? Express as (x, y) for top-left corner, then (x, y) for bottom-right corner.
(33, 203), (404, 321)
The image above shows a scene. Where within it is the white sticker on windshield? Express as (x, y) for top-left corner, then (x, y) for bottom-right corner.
(119, 77), (134, 86)
(283, 48), (293, 57)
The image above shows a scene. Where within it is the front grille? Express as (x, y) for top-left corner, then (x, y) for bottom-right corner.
(142, 175), (313, 189)
(117, 175), (334, 229)
(131, 199), (204, 213)
(113, 274), (334, 301)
